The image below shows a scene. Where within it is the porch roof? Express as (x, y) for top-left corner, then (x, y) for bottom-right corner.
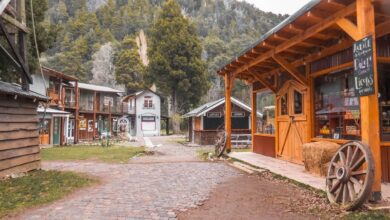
(37, 107), (70, 116)
(217, 0), (390, 89)
(72, 82), (124, 94)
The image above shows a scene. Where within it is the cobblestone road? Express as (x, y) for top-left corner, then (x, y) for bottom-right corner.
(18, 136), (238, 220)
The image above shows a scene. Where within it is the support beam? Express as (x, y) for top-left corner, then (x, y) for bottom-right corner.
(357, 0), (382, 201)
(272, 54), (308, 86)
(224, 73), (232, 152)
(230, 2), (356, 76)
(1, 13), (29, 33)
(0, 17), (31, 83)
(251, 86), (257, 152)
(247, 70), (276, 93)
(336, 18), (360, 41)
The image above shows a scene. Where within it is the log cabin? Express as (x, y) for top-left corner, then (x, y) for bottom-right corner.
(0, 0), (49, 178)
(218, 0), (390, 200)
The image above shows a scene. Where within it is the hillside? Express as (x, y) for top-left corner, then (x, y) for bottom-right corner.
(42, 0), (287, 103)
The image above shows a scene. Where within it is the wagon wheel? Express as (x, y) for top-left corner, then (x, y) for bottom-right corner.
(215, 131), (227, 157)
(326, 141), (374, 211)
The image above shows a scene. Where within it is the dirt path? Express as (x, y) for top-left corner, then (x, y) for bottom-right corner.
(178, 172), (342, 220)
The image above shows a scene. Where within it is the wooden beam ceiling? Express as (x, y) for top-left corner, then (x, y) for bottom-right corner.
(225, 2), (356, 77)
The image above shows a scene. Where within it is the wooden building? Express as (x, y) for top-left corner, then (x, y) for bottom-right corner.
(183, 97), (257, 146)
(0, 0), (49, 177)
(218, 0), (390, 200)
(31, 67), (79, 145)
(76, 83), (126, 141)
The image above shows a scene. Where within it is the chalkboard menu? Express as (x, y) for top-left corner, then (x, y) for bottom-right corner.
(353, 35), (375, 97)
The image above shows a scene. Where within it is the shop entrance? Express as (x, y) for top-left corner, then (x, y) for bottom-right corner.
(276, 80), (309, 164)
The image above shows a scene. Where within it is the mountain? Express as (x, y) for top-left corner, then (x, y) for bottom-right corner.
(42, 0), (287, 103)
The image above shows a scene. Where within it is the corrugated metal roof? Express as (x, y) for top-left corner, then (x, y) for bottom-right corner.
(0, 0), (11, 15)
(183, 97), (262, 118)
(0, 81), (48, 101)
(71, 82), (124, 93)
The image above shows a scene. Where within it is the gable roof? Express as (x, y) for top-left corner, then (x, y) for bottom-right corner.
(122, 89), (163, 102)
(183, 97), (262, 118)
(71, 82), (124, 93)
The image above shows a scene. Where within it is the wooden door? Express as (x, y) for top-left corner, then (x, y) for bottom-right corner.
(53, 117), (61, 145)
(276, 81), (309, 164)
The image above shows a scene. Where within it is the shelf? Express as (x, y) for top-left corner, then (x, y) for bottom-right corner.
(381, 104), (390, 107)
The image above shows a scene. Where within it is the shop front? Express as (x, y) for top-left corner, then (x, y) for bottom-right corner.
(218, 0), (390, 199)
(38, 107), (70, 146)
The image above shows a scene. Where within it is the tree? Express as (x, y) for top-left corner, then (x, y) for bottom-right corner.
(90, 42), (117, 87)
(115, 36), (145, 92)
(147, 0), (209, 133)
(0, 0), (56, 83)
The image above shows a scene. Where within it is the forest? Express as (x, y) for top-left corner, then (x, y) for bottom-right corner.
(40, 0), (286, 106)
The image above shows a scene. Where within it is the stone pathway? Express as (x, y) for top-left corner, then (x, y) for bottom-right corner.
(17, 136), (238, 220)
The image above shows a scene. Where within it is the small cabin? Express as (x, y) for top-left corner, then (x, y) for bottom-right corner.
(0, 82), (48, 178)
(184, 97), (257, 146)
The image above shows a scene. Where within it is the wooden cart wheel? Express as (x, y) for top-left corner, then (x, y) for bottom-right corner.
(215, 131), (227, 157)
(326, 141), (375, 211)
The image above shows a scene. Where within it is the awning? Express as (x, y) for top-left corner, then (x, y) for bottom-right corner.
(37, 107), (70, 117)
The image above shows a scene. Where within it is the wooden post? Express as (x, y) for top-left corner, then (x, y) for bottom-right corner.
(17, 0), (28, 91)
(357, 0), (382, 201)
(225, 73), (232, 152)
(93, 91), (97, 140)
(251, 85), (257, 152)
(166, 118), (169, 136)
(75, 81), (79, 143)
(109, 101), (112, 134)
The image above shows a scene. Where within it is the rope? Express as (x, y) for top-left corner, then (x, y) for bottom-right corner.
(30, 0), (49, 133)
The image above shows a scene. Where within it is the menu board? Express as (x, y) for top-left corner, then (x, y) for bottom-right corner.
(353, 35), (375, 97)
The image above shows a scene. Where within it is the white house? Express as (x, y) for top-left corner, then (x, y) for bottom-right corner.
(122, 90), (162, 137)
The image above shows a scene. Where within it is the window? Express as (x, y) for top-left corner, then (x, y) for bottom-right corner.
(207, 112), (221, 118)
(144, 96), (153, 109)
(280, 93), (288, 116)
(294, 91), (303, 115)
(379, 63), (390, 141)
(314, 69), (361, 140)
(232, 112), (245, 118)
(256, 91), (275, 135)
(64, 88), (75, 107)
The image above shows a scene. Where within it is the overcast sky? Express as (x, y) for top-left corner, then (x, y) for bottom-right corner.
(241, 0), (312, 15)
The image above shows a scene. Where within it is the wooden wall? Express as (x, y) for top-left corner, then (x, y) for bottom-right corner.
(253, 135), (276, 158)
(0, 94), (41, 178)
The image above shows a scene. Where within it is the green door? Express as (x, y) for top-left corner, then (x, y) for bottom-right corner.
(53, 117), (61, 145)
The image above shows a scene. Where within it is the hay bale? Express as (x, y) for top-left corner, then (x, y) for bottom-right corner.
(302, 141), (340, 176)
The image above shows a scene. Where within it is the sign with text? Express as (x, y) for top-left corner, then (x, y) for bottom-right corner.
(353, 35), (375, 97)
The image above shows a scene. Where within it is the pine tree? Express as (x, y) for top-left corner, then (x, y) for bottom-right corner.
(147, 0), (209, 133)
(115, 36), (145, 92)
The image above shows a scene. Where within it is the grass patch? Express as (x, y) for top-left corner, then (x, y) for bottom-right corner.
(42, 146), (146, 163)
(343, 211), (390, 220)
(197, 149), (214, 161)
(0, 170), (95, 218)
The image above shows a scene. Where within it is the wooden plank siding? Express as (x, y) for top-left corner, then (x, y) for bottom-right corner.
(0, 94), (41, 178)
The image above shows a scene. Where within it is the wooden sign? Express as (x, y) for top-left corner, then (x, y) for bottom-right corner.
(353, 35), (375, 97)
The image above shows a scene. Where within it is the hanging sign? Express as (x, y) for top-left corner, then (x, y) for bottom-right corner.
(353, 35), (375, 97)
